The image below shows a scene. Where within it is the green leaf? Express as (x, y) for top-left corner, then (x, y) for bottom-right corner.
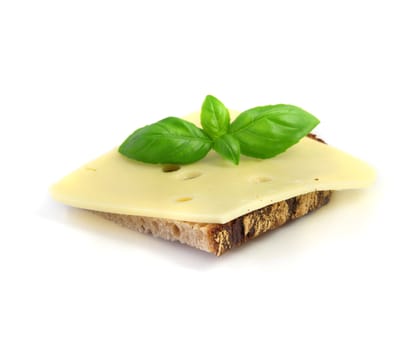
(119, 117), (212, 164)
(230, 104), (319, 158)
(213, 134), (241, 165)
(200, 95), (230, 139)
(118, 97), (320, 166)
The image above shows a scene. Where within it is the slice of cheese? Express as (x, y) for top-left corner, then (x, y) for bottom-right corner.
(51, 113), (375, 224)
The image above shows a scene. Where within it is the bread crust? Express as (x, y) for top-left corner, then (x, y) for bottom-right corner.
(94, 190), (331, 256)
(208, 190), (331, 255)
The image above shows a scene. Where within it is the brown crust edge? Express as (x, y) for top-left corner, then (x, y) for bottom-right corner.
(93, 190), (331, 256)
(207, 190), (331, 255)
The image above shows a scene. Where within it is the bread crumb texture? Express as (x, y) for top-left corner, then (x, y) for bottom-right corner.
(94, 190), (332, 256)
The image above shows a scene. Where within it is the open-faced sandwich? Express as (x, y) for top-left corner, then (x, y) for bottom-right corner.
(51, 96), (375, 255)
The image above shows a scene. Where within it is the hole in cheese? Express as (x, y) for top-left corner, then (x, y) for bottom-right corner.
(250, 176), (273, 183)
(178, 171), (202, 180)
(162, 164), (181, 172)
(176, 197), (193, 202)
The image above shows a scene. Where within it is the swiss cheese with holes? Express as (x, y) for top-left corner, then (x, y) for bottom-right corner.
(51, 112), (375, 223)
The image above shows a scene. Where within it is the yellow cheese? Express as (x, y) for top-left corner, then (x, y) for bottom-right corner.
(51, 113), (375, 224)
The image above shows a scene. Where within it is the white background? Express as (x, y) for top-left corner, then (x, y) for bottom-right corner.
(1, 1), (409, 349)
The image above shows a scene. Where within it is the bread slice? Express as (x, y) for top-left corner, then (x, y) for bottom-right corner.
(94, 190), (331, 256)
(92, 134), (332, 256)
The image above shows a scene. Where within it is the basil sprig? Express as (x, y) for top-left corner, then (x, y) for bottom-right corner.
(119, 95), (319, 165)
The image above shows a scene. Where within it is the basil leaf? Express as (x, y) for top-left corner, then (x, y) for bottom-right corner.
(213, 134), (240, 165)
(230, 104), (319, 158)
(200, 95), (230, 139)
(118, 96), (320, 165)
(119, 117), (212, 164)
